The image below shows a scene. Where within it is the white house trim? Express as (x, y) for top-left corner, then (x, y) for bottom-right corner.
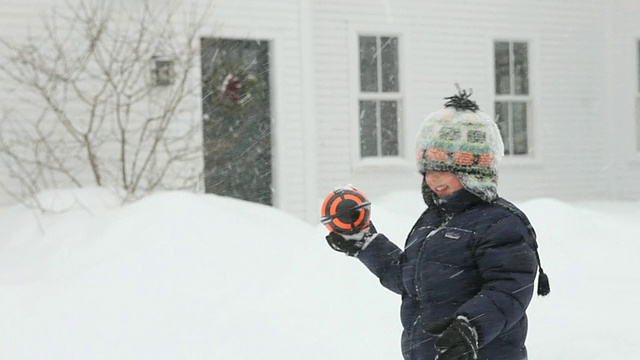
(300, 0), (318, 222)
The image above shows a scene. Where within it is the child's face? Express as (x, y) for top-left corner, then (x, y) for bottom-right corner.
(424, 171), (464, 198)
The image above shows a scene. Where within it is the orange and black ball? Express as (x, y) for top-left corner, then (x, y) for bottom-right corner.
(320, 187), (371, 235)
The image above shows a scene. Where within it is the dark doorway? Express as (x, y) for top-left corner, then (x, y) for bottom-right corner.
(200, 38), (272, 205)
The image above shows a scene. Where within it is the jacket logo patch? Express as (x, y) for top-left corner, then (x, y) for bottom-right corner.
(444, 231), (461, 240)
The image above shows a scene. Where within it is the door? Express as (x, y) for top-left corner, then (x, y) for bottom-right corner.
(200, 38), (272, 205)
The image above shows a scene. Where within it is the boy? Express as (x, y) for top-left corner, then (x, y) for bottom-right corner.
(326, 90), (549, 360)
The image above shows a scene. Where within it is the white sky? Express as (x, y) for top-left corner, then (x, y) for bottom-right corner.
(1, 187), (638, 359)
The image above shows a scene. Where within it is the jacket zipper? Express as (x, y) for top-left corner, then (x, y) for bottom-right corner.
(409, 214), (454, 358)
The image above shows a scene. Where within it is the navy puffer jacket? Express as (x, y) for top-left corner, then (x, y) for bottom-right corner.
(357, 189), (538, 360)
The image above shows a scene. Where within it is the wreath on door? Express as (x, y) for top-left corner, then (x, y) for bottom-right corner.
(204, 61), (264, 114)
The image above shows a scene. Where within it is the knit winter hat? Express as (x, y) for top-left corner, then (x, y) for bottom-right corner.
(416, 88), (504, 202)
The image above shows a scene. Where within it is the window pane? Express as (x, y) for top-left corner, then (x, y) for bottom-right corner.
(241, 49), (258, 67)
(360, 100), (378, 157)
(495, 101), (510, 155)
(636, 98), (640, 151)
(359, 36), (378, 92)
(512, 102), (528, 154)
(513, 42), (529, 95)
(380, 101), (399, 156)
(381, 37), (399, 92)
(494, 42), (511, 95)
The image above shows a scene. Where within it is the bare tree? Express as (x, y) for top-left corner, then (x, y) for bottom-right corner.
(0, 0), (208, 208)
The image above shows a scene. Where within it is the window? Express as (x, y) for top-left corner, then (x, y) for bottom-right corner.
(358, 35), (401, 158)
(494, 41), (531, 155)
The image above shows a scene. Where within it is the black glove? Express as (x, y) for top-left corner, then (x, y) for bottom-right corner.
(425, 316), (478, 360)
(325, 222), (377, 257)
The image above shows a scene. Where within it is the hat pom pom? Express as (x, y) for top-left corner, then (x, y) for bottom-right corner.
(443, 84), (480, 112)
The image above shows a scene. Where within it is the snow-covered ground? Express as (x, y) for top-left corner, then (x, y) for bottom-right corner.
(0, 188), (637, 359)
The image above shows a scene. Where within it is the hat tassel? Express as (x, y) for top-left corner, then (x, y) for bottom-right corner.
(534, 249), (550, 296)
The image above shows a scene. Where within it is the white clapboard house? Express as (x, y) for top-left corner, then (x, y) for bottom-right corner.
(1, 0), (640, 222)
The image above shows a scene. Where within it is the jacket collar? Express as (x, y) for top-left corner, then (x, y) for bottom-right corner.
(435, 188), (483, 215)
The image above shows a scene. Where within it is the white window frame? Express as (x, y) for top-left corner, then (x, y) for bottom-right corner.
(636, 39), (640, 153)
(493, 39), (534, 157)
(349, 26), (407, 167)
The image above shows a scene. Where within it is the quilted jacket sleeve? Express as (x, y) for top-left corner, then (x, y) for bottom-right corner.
(356, 234), (405, 295)
(455, 214), (538, 348)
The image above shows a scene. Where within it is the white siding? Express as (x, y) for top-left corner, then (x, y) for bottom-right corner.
(3, 0), (640, 221)
(0, 0), (313, 218)
(312, 0), (640, 206)
(607, 0), (640, 200)
(0, 0), (65, 205)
